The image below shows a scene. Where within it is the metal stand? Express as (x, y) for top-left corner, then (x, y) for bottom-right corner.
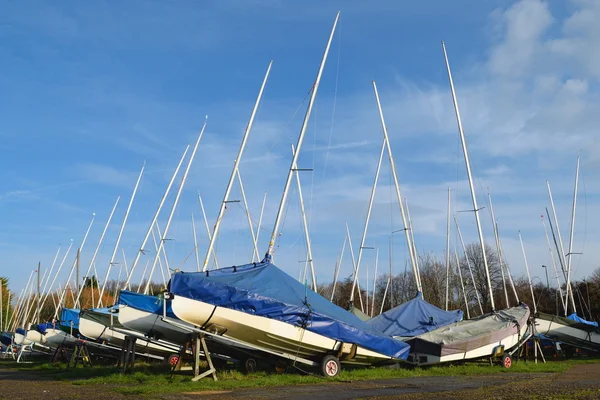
(2, 344), (16, 360)
(51, 344), (71, 363)
(117, 336), (137, 373)
(171, 333), (217, 382)
(68, 341), (92, 368)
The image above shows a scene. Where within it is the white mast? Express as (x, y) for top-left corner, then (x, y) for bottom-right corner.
(191, 213), (201, 272)
(405, 197), (421, 289)
(380, 237), (392, 315)
(371, 248), (379, 317)
(75, 198), (119, 306)
(291, 145), (317, 290)
(330, 235), (347, 302)
(541, 215), (566, 313)
(455, 216), (483, 315)
(442, 41), (495, 311)
(54, 216), (95, 319)
(236, 169), (260, 262)
(346, 222), (364, 311)
(40, 246), (61, 300)
(547, 181), (575, 312)
(37, 240), (73, 321)
(203, 62), (272, 270)
(519, 231), (537, 314)
(565, 154), (580, 316)
(198, 194), (219, 269)
(266, 12), (339, 258)
(123, 146), (190, 290)
(488, 191), (510, 307)
(144, 118), (207, 294)
(372, 81), (420, 292)
(98, 162), (145, 307)
(350, 139), (385, 306)
(445, 187), (451, 310)
(255, 192), (267, 252)
(453, 244), (470, 319)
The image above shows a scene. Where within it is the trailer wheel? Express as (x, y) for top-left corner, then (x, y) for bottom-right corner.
(321, 355), (340, 377)
(274, 360), (287, 373)
(244, 357), (257, 373)
(501, 354), (512, 369)
(168, 354), (179, 367)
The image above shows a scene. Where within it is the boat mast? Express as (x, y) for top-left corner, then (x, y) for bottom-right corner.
(519, 231), (537, 314)
(40, 246), (61, 302)
(198, 194), (219, 269)
(404, 198), (421, 289)
(191, 213), (200, 272)
(203, 61), (272, 270)
(265, 12), (339, 259)
(442, 41), (495, 311)
(454, 216), (483, 315)
(75, 198), (119, 306)
(144, 118), (207, 294)
(122, 145), (189, 290)
(371, 248), (379, 317)
(453, 243), (470, 319)
(565, 154), (580, 316)
(254, 192), (268, 251)
(541, 215), (566, 314)
(346, 222), (364, 311)
(97, 162), (145, 307)
(236, 169), (260, 262)
(291, 144), (317, 290)
(330, 235), (346, 302)
(488, 191), (510, 307)
(547, 181), (576, 312)
(349, 139), (385, 306)
(379, 236), (392, 315)
(445, 187), (451, 310)
(372, 81), (420, 293)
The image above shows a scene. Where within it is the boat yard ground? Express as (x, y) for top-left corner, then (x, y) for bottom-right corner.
(1, 358), (599, 399)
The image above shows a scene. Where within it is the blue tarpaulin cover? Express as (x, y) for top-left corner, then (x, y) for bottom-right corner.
(118, 290), (176, 318)
(169, 259), (410, 360)
(567, 313), (599, 327)
(60, 308), (80, 330)
(366, 292), (463, 338)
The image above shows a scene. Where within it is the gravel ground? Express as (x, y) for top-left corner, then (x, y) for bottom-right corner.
(1, 363), (599, 400)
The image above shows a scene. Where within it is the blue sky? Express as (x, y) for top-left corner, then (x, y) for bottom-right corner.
(1, 0), (598, 295)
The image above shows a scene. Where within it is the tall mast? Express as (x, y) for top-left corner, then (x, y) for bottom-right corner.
(75, 248), (80, 308)
(123, 146), (189, 290)
(350, 139), (385, 305)
(405, 198), (421, 288)
(191, 213), (201, 272)
(372, 81), (420, 292)
(542, 215), (566, 314)
(346, 223), (364, 311)
(371, 248), (379, 317)
(266, 12), (340, 258)
(445, 187), (451, 310)
(379, 236), (392, 315)
(291, 145), (317, 290)
(442, 41), (494, 311)
(198, 194), (219, 269)
(203, 61), (273, 269)
(565, 154), (580, 316)
(488, 191), (509, 307)
(75, 199), (119, 306)
(144, 118), (207, 294)
(330, 235), (346, 302)
(97, 162), (145, 307)
(453, 243), (470, 319)
(236, 169), (260, 262)
(455, 216), (483, 315)
(519, 231), (537, 314)
(36, 262), (41, 322)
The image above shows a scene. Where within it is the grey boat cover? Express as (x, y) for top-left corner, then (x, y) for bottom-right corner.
(406, 303), (529, 357)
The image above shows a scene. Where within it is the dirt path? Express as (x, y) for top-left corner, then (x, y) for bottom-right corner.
(1, 364), (600, 400)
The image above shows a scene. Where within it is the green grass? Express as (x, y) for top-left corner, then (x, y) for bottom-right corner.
(0, 357), (598, 397)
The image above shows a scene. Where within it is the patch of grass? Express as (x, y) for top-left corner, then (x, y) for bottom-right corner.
(2, 357), (599, 397)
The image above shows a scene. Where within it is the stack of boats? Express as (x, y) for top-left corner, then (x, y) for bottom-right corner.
(1, 11), (598, 378)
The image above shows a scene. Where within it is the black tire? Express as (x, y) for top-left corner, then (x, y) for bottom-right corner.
(244, 357), (257, 373)
(501, 354), (512, 369)
(321, 355), (341, 377)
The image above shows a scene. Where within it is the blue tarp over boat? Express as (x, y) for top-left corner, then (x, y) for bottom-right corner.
(60, 308), (80, 331)
(568, 313), (598, 327)
(169, 259), (410, 360)
(366, 292), (463, 338)
(118, 290), (176, 319)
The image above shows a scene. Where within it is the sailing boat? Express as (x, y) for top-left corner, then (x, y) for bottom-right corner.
(534, 156), (600, 352)
(405, 42), (530, 367)
(168, 13), (410, 377)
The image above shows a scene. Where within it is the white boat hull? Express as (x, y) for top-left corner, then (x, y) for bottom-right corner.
(25, 330), (47, 346)
(171, 295), (393, 365)
(118, 305), (189, 345)
(535, 316), (600, 352)
(44, 329), (78, 347)
(80, 311), (180, 356)
(14, 332), (32, 346)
